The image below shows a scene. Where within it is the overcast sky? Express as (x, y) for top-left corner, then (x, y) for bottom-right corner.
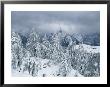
(11, 11), (100, 35)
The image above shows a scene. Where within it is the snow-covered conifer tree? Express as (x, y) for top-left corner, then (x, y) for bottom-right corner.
(11, 32), (24, 70)
(26, 29), (40, 57)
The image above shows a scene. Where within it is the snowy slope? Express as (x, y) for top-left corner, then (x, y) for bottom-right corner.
(12, 69), (32, 77)
(12, 58), (83, 77)
(74, 44), (100, 53)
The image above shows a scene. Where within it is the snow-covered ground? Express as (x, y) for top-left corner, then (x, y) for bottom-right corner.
(12, 58), (83, 77)
(12, 69), (32, 77)
(74, 44), (100, 53)
(67, 69), (84, 77)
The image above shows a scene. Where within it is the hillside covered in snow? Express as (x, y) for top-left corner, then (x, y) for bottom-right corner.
(11, 30), (100, 77)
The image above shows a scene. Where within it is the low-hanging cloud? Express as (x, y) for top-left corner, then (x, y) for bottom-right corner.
(11, 11), (100, 35)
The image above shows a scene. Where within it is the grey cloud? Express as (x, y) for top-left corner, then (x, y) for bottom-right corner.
(11, 11), (100, 35)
